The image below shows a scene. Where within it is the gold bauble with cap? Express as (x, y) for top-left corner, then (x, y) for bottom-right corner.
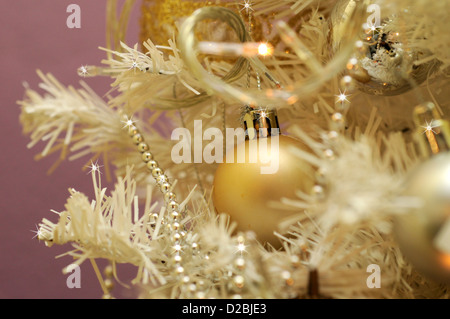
(394, 102), (450, 285)
(213, 108), (315, 248)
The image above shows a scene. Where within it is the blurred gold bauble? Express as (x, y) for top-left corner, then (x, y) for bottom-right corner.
(331, 0), (436, 96)
(394, 153), (450, 285)
(213, 135), (315, 248)
(140, 0), (273, 45)
(140, 0), (212, 45)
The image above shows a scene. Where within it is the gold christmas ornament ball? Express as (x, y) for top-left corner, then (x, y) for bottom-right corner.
(140, 0), (209, 45)
(213, 135), (315, 247)
(140, 0), (263, 45)
(394, 153), (450, 285)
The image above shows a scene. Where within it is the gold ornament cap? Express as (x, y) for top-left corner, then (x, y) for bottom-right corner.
(242, 107), (280, 140)
(413, 102), (450, 158)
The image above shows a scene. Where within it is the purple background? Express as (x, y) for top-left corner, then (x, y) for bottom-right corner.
(0, 0), (144, 298)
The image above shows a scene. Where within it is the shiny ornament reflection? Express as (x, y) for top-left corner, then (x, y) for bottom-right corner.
(394, 153), (450, 285)
(213, 135), (315, 247)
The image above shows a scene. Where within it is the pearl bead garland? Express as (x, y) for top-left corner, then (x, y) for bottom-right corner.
(124, 116), (193, 282)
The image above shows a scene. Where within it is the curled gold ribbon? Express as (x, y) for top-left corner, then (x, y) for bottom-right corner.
(178, 5), (368, 106)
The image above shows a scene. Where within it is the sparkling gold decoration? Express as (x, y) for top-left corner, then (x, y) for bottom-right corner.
(140, 0), (207, 45)
(139, 0), (275, 46)
(395, 153), (450, 285)
(213, 109), (315, 247)
(331, 0), (437, 96)
(140, 0), (239, 45)
(394, 103), (450, 285)
(413, 102), (450, 158)
(179, 5), (367, 106)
